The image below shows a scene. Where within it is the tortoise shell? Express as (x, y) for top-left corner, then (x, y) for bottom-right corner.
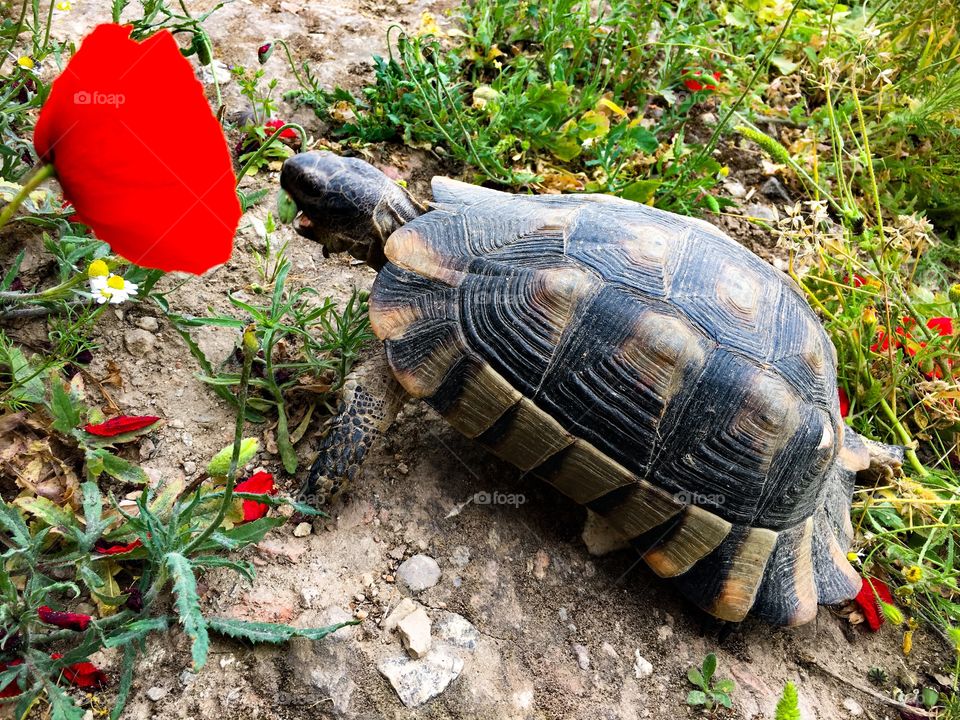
(368, 177), (866, 625)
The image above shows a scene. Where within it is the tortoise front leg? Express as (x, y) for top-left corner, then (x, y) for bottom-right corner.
(301, 351), (408, 505)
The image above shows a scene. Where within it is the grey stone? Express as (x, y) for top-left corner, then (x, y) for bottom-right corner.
(449, 546), (471, 568)
(378, 646), (464, 708)
(124, 329), (156, 356)
(572, 644), (590, 670)
(136, 316), (160, 332)
(146, 686), (168, 702)
(396, 554), (441, 593)
(634, 652), (654, 678)
(761, 176), (791, 202)
(723, 180), (748, 199)
(581, 510), (630, 556)
(182, 460), (196, 475)
(435, 612), (479, 651)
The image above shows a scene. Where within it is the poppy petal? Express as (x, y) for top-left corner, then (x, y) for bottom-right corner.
(37, 606), (92, 631)
(853, 577), (894, 631)
(838, 387), (850, 418)
(234, 471), (276, 522)
(93, 538), (143, 555)
(82, 415), (159, 436)
(33, 24), (240, 275)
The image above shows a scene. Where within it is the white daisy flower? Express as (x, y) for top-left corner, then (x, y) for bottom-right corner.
(95, 274), (138, 305)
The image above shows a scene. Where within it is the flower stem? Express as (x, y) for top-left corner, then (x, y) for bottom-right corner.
(0, 163), (55, 231)
(235, 124), (307, 186)
(184, 325), (258, 555)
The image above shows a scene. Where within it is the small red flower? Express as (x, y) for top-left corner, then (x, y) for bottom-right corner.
(838, 387), (850, 418)
(0, 659), (23, 698)
(38, 606), (92, 632)
(264, 119), (297, 140)
(93, 538), (143, 555)
(33, 24), (241, 274)
(234, 471), (276, 522)
(257, 42), (273, 64)
(683, 70), (722, 92)
(49, 653), (108, 689)
(853, 577), (894, 631)
(82, 414), (159, 437)
(928, 316), (954, 337)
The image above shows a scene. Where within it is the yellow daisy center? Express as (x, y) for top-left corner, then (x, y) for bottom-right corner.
(17, 56), (34, 70)
(107, 275), (126, 290)
(88, 259), (109, 278)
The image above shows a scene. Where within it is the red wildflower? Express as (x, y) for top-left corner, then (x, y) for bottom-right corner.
(853, 577), (894, 631)
(838, 387), (850, 418)
(82, 415), (159, 437)
(37, 606), (92, 632)
(33, 24), (241, 274)
(93, 538), (143, 555)
(49, 653), (108, 689)
(234, 471), (276, 522)
(683, 70), (722, 92)
(928, 316), (954, 337)
(845, 274), (866, 288)
(264, 118), (297, 140)
(0, 659), (23, 698)
(257, 42), (273, 64)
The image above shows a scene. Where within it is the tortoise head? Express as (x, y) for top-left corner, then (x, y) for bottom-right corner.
(280, 151), (424, 269)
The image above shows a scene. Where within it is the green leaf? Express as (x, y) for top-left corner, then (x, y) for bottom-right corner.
(717, 692), (733, 709)
(97, 450), (148, 484)
(104, 617), (169, 647)
(166, 552), (209, 671)
(1, 249), (25, 291)
(702, 653), (717, 684)
(48, 379), (80, 434)
(197, 517), (285, 552)
(43, 678), (85, 720)
(0, 501), (30, 546)
(620, 180), (660, 204)
(714, 677), (735, 693)
(771, 55), (799, 74)
(922, 687), (940, 709)
(14, 496), (79, 531)
(686, 690), (707, 706)
(704, 194), (721, 213)
(192, 556), (256, 582)
(110, 643), (138, 720)
(207, 616), (357, 644)
(687, 667), (704, 688)
(0, 345), (44, 404)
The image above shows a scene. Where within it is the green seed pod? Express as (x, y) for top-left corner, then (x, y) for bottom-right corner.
(277, 188), (298, 224)
(207, 438), (259, 477)
(193, 34), (212, 66)
(949, 284), (960, 303)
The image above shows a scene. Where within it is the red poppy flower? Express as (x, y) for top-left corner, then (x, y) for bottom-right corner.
(33, 24), (240, 275)
(94, 538), (143, 555)
(264, 119), (297, 140)
(49, 653), (108, 689)
(0, 659), (23, 698)
(37, 606), (92, 632)
(853, 577), (894, 631)
(234, 471), (276, 522)
(683, 70), (722, 92)
(838, 387), (850, 418)
(82, 414), (159, 437)
(845, 274), (866, 288)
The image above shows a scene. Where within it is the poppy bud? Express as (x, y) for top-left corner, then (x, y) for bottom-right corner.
(258, 43), (273, 64)
(277, 188), (298, 224)
(37, 606), (92, 631)
(193, 34), (212, 66)
(124, 588), (144, 612)
(862, 306), (878, 327)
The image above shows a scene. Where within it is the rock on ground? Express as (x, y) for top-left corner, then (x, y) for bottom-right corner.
(377, 646), (465, 708)
(397, 607), (432, 659)
(396, 554), (441, 593)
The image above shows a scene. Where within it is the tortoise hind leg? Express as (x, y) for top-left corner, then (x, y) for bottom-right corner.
(300, 352), (408, 505)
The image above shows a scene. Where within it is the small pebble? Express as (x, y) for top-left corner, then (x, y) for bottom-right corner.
(146, 686), (167, 702)
(842, 697), (863, 716)
(572, 644), (590, 670)
(136, 316), (160, 332)
(293, 522), (312, 537)
(396, 554), (441, 593)
(182, 461), (196, 475)
(396, 462), (409, 475)
(124, 328), (156, 356)
(634, 652), (653, 678)
(354, 609), (369, 620)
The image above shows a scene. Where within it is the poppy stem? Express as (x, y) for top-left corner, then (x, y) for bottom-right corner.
(184, 325), (258, 555)
(0, 163), (55, 232)
(235, 124), (307, 186)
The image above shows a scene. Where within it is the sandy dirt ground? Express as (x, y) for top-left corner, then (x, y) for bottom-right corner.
(1, 0), (952, 718)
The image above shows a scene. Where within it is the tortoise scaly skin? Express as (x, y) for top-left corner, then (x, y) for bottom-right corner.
(281, 151), (903, 626)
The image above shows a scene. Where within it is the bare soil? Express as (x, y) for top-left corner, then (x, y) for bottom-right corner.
(2, 1), (951, 718)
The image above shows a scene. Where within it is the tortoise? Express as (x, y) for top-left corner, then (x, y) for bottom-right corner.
(280, 150), (902, 626)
